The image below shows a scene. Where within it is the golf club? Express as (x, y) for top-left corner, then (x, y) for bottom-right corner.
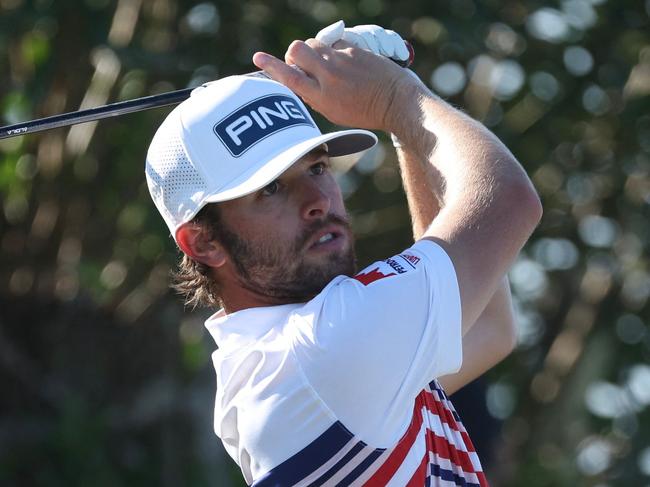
(0, 43), (414, 140)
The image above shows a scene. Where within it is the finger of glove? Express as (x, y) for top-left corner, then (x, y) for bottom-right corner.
(348, 25), (385, 54)
(340, 30), (372, 51)
(350, 24), (407, 61)
(360, 25), (405, 60)
(315, 20), (345, 46)
(381, 29), (410, 61)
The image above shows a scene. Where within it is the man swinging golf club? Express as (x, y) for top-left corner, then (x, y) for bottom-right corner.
(145, 21), (542, 486)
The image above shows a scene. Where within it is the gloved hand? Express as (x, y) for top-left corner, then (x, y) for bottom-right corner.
(316, 20), (416, 148)
(315, 20), (412, 66)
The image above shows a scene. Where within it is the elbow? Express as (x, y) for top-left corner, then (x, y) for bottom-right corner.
(518, 169), (543, 224)
(505, 177), (543, 236)
(525, 183), (543, 228)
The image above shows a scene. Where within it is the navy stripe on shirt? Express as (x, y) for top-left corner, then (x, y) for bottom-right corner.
(253, 422), (355, 486)
(306, 440), (368, 487)
(430, 464), (481, 487)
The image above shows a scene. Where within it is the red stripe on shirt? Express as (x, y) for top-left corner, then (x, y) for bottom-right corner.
(363, 388), (488, 486)
(421, 390), (479, 455)
(430, 431), (477, 474)
(364, 393), (426, 484)
(476, 471), (490, 486)
(420, 392), (481, 474)
(405, 449), (429, 487)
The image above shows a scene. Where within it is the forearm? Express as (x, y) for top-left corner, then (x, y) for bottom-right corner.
(398, 127), (517, 390)
(438, 277), (516, 395)
(387, 78), (533, 216)
(393, 81), (520, 392)
(396, 146), (441, 240)
(386, 77), (540, 331)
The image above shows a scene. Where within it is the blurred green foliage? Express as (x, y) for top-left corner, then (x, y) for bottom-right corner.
(0, 0), (649, 486)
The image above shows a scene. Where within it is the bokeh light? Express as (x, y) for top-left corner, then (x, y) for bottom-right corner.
(431, 62), (467, 96)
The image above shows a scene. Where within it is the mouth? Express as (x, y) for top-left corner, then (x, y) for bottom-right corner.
(317, 233), (335, 244)
(308, 226), (346, 251)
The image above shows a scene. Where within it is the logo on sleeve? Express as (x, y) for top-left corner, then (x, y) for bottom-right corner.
(399, 253), (420, 267)
(384, 257), (408, 274)
(214, 95), (314, 157)
(353, 267), (396, 286)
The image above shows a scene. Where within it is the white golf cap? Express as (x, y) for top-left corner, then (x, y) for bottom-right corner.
(145, 74), (377, 240)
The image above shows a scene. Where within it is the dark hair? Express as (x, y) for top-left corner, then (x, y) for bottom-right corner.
(171, 204), (223, 309)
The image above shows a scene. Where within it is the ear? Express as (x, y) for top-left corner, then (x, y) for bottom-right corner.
(176, 222), (227, 268)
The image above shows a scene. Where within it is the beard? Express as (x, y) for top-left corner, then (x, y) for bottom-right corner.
(216, 214), (357, 303)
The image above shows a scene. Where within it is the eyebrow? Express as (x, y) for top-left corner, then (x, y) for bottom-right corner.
(302, 144), (329, 162)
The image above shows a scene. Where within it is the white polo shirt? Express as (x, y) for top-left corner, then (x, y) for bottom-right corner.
(205, 240), (489, 486)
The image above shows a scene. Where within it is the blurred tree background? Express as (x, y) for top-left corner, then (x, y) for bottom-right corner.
(0, 0), (648, 485)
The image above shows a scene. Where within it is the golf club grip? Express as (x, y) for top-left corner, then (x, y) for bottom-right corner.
(0, 42), (414, 140)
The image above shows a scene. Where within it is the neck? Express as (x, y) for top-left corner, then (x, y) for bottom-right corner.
(219, 289), (289, 314)
(219, 276), (307, 314)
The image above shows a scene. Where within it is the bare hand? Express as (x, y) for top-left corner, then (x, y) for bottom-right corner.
(252, 39), (419, 133)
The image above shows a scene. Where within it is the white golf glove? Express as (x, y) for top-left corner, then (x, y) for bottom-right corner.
(316, 20), (414, 148)
(315, 20), (411, 64)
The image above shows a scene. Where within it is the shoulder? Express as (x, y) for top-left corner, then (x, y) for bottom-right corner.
(351, 240), (451, 286)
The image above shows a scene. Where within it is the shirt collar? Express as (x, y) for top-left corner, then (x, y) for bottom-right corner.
(204, 303), (301, 350)
(204, 275), (347, 351)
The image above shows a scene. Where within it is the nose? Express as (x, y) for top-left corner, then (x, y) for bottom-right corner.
(299, 177), (331, 221)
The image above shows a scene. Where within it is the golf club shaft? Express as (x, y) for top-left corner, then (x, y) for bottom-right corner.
(0, 44), (414, 140)
(0, 87), (194, 140)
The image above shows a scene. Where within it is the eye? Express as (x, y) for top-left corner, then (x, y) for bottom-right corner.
(310, 161), (328, 176)
(261, 180), (280, 196)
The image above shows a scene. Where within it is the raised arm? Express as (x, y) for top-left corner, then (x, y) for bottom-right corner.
(394, 93), (518, 395)
(254, 42), (541, 338)
(384, 75), (541, 335)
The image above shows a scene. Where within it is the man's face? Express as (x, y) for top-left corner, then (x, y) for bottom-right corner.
(215, 147), (356, 303)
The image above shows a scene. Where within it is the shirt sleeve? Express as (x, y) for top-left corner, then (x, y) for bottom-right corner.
(290, 240), (463, 447)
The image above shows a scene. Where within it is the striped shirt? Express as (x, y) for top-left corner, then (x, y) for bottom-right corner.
(253, 380), (488, 486)
(205, 241), (488, 486)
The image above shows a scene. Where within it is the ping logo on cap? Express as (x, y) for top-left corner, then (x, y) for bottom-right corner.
(214, 94), (314, 157)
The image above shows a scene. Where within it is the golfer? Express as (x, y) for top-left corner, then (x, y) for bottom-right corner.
(145, 22), (541, 487)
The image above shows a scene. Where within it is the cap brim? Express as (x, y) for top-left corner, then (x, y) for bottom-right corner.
(202, 129), (377, 205)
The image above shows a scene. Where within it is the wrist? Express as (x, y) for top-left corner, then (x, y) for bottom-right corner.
(384, 76), (435, 148)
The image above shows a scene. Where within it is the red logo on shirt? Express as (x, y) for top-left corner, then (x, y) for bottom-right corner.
(353, 267), (396, 286)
